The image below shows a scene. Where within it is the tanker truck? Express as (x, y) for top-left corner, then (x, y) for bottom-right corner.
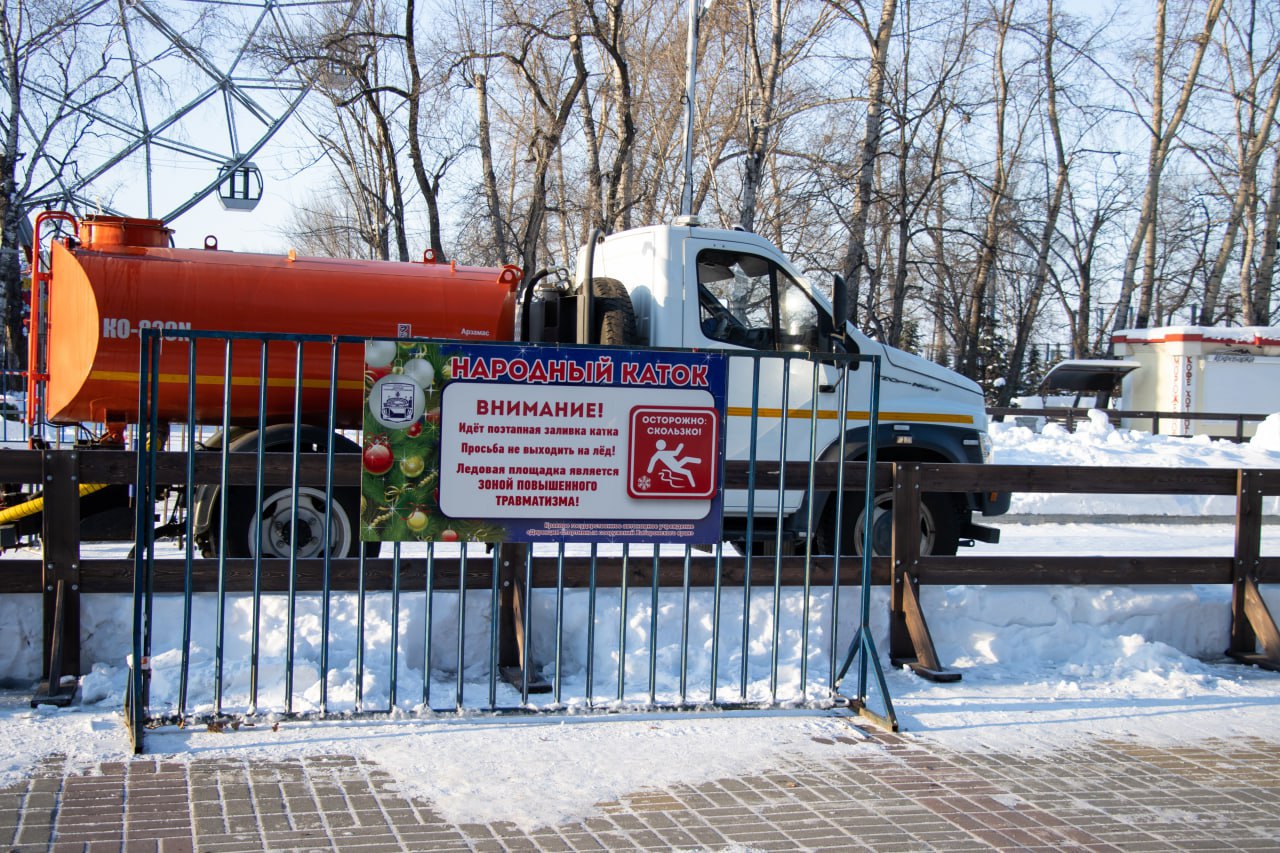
(14, 210), (1008, 558)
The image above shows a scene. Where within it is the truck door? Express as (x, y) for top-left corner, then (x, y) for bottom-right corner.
(687, 245), (858, 515)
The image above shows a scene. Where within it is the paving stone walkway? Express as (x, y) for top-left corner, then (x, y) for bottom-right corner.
(3, 725), (1279, 852)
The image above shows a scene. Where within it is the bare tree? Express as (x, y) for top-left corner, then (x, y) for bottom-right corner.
(880, 0), (973, 348)
(327, 2), (413, 260)
(0, 0), (128, 367)
(286, 184), (389, 258)
(1113, 0), (1224, 333)
(1051, 164), (1128, 357)
(404, 0), (459, 258)
(293, 103), (403, 260)
(735, 0), (789, 233)
(478, 0), (589, 275)
(164, 0), (1278, 373)
(956, 0), (1025, 378)
(1253, 147), (1280, 323)
(831, 0), (898, 325)
(579, 0), (638, 233)
(989, 0), (1065, 403)
(474, 68), (510, 263)
(268, 0), (425, 260)
(1195, 0), (1280, 324)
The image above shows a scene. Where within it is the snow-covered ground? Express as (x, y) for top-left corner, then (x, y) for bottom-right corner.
(2, 412), (1280, 831)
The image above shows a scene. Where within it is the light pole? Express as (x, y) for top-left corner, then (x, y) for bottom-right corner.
(679, 0), (714, 218)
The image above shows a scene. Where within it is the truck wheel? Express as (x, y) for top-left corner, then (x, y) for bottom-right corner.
(235, 485), (357, 559)
(198, 425), (377, 559)
(591, 277), (637, 345)
(815, 492), (962, 557)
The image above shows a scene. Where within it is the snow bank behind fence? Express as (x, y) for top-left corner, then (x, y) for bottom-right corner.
(991, 412), (1280, 517)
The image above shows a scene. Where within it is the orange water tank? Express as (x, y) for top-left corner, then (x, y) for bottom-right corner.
(43, 216), (520, 427)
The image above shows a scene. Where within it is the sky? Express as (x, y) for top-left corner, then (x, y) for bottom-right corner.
(1, 413), (1279, 830)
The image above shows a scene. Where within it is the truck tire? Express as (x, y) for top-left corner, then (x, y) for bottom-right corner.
(591, 277), (637, 346)
(198, 425), (377, 560)
(230, 484), (359, 559)
(814, 491), (962, 557)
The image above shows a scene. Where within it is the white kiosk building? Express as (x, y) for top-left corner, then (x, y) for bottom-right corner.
(1112, 326), (1280, 438)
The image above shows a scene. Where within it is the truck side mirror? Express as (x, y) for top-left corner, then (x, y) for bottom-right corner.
(830, 274), (849, 352)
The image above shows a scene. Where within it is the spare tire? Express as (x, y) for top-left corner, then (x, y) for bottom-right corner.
(591, 277), (638, 346)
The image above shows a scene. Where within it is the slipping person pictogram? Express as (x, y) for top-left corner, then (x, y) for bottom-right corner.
(646, 439), (701, 488)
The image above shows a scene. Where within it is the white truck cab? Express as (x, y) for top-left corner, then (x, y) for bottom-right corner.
(526, 218), (1009, 555)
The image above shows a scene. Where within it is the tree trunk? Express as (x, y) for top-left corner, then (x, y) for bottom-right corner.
(515, 38), (588, 278)
(1248, 151), (1280, 324)
(888, 186), (910, 346)
(1114, 0), (1224, 332)
(1074, 209), (1101, 356)
(1202, 7), (1280, 323)
(738, 0), (783, 233)
(570, 13), (604, 237)
(403, 0), (445, 258)
(958, 0), (1014, 379)
(840, 0), (897, 326)
(0, 203), (22, 372)
(1000, 0), (1068, 407)
(1, 14), (24, 370)
(474, 70), (508, 263)
(599, 0), (636, 232)
(364, 93), (409, 262)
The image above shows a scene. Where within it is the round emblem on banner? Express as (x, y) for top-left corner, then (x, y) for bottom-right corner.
(402, 357), (436, 389)
(369, 374), (426, 430)
(365, 339), (398, 368)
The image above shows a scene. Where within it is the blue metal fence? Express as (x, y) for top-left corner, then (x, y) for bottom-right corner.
(129, 330), (890, 749)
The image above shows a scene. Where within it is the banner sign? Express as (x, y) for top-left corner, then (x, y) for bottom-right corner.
(361, 341), (726, 544)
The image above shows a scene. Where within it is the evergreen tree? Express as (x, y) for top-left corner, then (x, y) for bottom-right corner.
(974, 314), (1010, 400)
(1019, 344), (1043, 398)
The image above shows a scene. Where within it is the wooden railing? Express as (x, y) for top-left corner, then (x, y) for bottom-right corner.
(1, 449), (1276, 702)
(989, 407), (1270, 441)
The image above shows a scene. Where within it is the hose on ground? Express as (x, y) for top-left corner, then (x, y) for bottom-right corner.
(0, 483), (109, 524)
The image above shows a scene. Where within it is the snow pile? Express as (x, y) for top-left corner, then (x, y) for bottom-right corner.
(888, 654), (1279, 754)
(12, 550), (1279, 716)
(1058, 633), (1213, 687)
(7, 581), (869, 710)
(1251, 413), (1280, 451)
(924, 584), (1233, 672)
(0, 595), (42, 685)
(990, 414), (1280, 516)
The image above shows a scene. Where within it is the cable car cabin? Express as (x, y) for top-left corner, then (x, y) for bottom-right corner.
(217, 162), (263, 211)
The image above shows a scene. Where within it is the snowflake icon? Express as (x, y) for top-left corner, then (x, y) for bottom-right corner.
(636, 475), (651, 491)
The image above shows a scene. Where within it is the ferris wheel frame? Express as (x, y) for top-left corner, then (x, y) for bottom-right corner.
(21, 0), (361, 227)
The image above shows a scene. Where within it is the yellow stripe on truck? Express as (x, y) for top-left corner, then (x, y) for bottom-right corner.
(725, 406), (973, 425)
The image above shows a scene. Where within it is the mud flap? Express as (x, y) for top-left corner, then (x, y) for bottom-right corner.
(962, 521), (1000, 544)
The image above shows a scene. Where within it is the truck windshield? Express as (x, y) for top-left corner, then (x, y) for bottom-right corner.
(696, 249), (822, 352)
